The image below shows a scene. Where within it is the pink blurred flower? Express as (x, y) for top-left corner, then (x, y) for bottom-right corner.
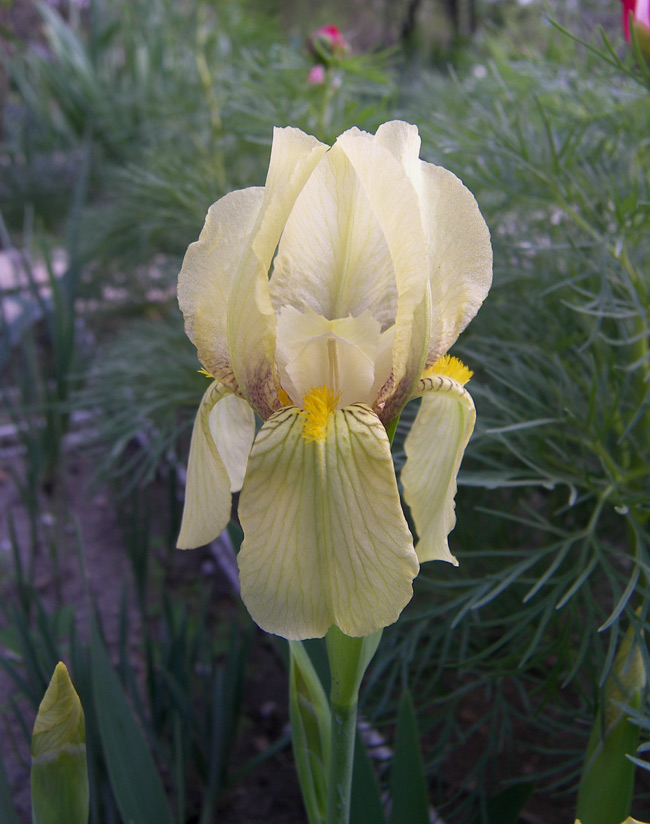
(315, 25), (348, 52)
(308, 64), (326, 85)
(620, 0), (650, 43)
(307, 24), (350, 65)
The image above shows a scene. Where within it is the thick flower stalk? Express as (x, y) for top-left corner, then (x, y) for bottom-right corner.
(177, 121), (492, 641)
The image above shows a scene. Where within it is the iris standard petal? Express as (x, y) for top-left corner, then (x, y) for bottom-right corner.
(335, 127), (432, 420)
(237, 404), (419, 640)
(401, 374), (476, 565)
(374, 120), (423, 189)
(178, 381), (244, 549)
(270, 143), (398, 329)
(227, 127), (328, 418)
(418, 162), (493, 365)
(178, 188), (264, 391)
(374, 121), (491, 365)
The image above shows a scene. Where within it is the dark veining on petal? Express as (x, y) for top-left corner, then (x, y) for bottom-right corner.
(245, 362), (284, 420)
(374, 371), (415, 426)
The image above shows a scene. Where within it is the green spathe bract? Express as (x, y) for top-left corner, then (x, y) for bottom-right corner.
(289, 641), (332, 824)
(31, 662), (89, 824)
(576, 620), (646, 824)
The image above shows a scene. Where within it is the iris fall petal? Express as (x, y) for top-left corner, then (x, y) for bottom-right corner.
(401, 374), (476, 565)
(208, 393), (256, 493)
(238, 404), (419, 639)
(178, 381), (238, 549)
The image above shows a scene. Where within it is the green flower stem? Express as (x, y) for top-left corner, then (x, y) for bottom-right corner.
(317, 71), (337, 139)
(325, 627), (382, 824)
(324, 418), (397, 823)
(326, 699), (357, 824)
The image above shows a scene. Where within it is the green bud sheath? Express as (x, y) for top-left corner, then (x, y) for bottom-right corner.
(289, 641), (331, 824)
(576, 621), (647, 824)
(31, 662), (89, 824)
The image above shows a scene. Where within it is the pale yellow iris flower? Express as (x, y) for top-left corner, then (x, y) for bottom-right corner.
(576, 820), (648, 824)
(177, 121), (492, 640)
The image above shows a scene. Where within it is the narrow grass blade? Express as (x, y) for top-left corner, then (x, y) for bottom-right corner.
(350, 729), (386, 824)
(89, 619), (175, 824)
(389, 689), (429, 824)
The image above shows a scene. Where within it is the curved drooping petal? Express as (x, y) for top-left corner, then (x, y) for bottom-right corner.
(335, 127), (433, 419)
(401, 374), (476, 565)
(178, 381), (255, 549)
(178, 188), (265, 392)
(269, 142), (399, 330)
(227, 127), (328, 418)
(237, 404), (419, 639)
(208, 393), (256, 493)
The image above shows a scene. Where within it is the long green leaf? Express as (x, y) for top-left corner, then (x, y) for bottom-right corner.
(90, 619), (175, 824)
(350, 729), (386, 824)
(389, 689), (429, 824)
